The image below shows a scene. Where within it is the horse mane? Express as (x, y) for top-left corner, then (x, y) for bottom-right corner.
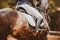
(0, 8), (18, 40)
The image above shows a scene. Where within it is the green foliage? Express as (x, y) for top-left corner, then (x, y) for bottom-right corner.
(0, 0), (16, 9)
(49, 0), (56, 15)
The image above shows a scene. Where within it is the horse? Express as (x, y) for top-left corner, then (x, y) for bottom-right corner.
(0, 8), (14, 40)
(0, 8), (49, 40)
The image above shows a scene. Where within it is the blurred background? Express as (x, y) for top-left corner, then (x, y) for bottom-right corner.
(49, 0), (60, 31)
(0, 0), (60, 40)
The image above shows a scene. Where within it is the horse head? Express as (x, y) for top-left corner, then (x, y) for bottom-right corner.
(0, 8), (49, 40)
